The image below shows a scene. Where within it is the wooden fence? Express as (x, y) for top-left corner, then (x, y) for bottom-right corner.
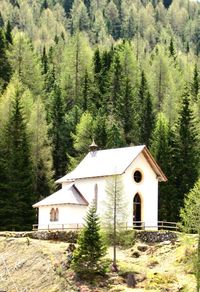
(32, 221), (179, 231)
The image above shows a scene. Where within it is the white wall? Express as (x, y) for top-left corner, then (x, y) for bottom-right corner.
(122, 153), (158, 229)
(71, 152), (159, 230)
(38, 204), (87, 230)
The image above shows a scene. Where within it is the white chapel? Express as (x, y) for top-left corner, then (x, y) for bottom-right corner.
(33, 144), (167, 230)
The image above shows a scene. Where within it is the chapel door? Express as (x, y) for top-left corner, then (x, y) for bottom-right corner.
(133, 193), (141, 228)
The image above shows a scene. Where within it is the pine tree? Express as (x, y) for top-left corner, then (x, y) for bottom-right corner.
(173, 86), (199, 218)
(41, 0), (48, 10)
(150, 113), (174, 221)
(106, 116), (125, 149)
(71, 202), (106, 276)
(5, 21), (12, 45)
(138, 71), (155, 147)
(1, 95), (35, 231)
(41, 46), (48, 75)
(0, 12), (4, 28)
(107, 54), (124, 120)
(0, 28), (12, 90)
(168, 37), (176, 60)
(48, 83), (67, 179)
(191, 64), (199, 101)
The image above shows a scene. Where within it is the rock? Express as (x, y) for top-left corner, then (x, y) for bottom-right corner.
(127, 273), (136, 288)
(137, 245), (148, 252)
(132, 251), (141, 258)
(15, 259), (26, 270)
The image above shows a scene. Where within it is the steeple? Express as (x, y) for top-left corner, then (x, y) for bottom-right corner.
(89, 139), (98, 152)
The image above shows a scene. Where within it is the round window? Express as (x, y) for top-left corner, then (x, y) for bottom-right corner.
(133, 170), (142, 183)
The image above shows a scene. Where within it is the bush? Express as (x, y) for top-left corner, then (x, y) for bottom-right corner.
(103, 229), (136, 248)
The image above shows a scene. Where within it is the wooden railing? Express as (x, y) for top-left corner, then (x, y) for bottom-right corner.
(32, 223), (84, 231)
(33, 221), (179, 231)
(158, 221), (179, 231)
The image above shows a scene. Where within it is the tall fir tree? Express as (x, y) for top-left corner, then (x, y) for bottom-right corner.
(41, 46), (48, 75)
(150, 113), (175, 221)
(5, 21), (12, 45)
(168, 37), (176, 60)
(0, 95), (35, 231)
(48, 83), (67, 180)
(138, 71), (155, 147)
(0, 28), (12, 91)
(173, 86), (199, 219)
(191, 64), (199, 101)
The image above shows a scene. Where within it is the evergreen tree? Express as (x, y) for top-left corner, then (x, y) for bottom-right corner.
(191, 64), (199, 101)
(0, 28), (12, 91)
(41, 46), (48, 75)
(168, 37), (176, 60)
(173, 86), (199, 218)
(150, 113), (174, 221)
(180, 179), (200, 291)
(41, 0), (48, 10)
(106, 116), (125, 149)
(138, 71), (155, 147)
(163, 0), (173, 9)
(72, 202), (106, 276)
(5, 21), (12, 45)
(81, 70), (90, 111)
(123, 77), (134, 144)
(48, 83), (67, 179)
(0, 12), (4, 28)
(107, 55), (124, 120)
(1, 95), (35, 231)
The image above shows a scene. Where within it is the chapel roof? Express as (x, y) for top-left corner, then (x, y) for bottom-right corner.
(32, 184), (88, 208)
(56, 145), (167, 183)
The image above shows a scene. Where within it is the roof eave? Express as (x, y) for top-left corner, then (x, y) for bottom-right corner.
(142, 147), (167, 182)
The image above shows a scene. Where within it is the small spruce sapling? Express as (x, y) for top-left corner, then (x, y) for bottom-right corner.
(71, 201), (107, 276)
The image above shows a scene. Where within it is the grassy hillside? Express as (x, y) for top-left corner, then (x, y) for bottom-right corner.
(0, 233), (197, 291)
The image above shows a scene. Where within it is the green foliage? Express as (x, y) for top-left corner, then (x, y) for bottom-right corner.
(104, 229), (136, 248)
(0, 0), (200, 231)
(180, 179), (200, 291)
(150, 113), (174, 221)
(48, 83), (68, 179)
(71, 202), (107, 276)
(0, 94), (35, 231)
(173, 87), (199, 216)
(180, 179), (200, 234)
(0, 28), (11, 91)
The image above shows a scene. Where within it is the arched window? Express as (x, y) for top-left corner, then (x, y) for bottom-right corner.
(55, 208), (59, 221)
(50, 208), (59, 221)
(133, 193), (141, 224)
(50, 208), (55, 221)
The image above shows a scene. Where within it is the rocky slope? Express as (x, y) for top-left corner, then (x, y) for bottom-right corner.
(0, 234), (197, 291)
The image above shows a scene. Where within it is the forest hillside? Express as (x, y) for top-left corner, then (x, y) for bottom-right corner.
(0, 0), (200, 230)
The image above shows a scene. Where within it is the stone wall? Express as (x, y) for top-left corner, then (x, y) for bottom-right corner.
(136, 231), (178, 243)
(0, 230), (79, 243)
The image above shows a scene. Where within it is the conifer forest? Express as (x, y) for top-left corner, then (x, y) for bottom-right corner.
(0, 0), (200, 230)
